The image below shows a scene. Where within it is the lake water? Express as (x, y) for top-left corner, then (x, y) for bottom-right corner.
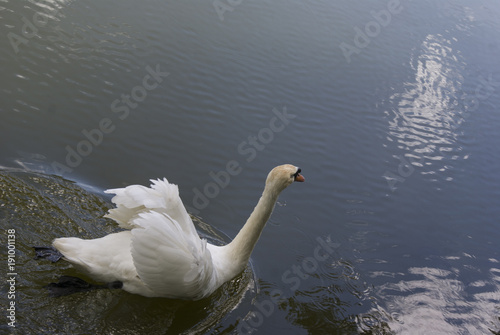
(1, 0), (500, 334)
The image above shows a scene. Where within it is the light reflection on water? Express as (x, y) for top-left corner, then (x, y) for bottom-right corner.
(364, 259), (500, 334)
(384, 33), (469, 188)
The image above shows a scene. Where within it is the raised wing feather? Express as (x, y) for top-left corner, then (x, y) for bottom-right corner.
(104, 178), (196, 238)
(130, 211), (217, 299)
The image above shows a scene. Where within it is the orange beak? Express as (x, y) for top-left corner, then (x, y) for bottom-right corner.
(294, 173), (305, 182)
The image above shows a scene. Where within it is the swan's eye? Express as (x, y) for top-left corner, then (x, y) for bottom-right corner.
(293, 168), (301, 178)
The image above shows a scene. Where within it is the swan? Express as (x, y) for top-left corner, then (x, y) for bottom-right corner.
(46, 164), (304, 299)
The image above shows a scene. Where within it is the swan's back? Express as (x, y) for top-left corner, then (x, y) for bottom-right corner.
(53, 232), (137, 284)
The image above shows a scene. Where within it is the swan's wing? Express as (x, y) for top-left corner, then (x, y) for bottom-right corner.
(130, 211), (217, 299)
(104, 178), (196, 236)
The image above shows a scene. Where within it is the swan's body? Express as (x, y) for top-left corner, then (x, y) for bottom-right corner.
(52, 164), (304, 299)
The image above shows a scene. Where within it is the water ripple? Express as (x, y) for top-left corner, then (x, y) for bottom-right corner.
(361, 258), (500, 334)
(384, 33), (469, 185)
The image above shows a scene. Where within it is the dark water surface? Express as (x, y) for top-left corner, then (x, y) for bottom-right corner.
(2, 0), (500, 334)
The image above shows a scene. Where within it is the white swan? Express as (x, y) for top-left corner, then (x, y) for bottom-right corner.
(51, 164), (304, 299)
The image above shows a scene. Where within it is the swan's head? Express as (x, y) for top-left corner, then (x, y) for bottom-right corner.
(265, 164), (305, 192)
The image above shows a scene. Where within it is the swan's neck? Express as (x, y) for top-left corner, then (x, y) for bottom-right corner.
(226, 184), (280, 270)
